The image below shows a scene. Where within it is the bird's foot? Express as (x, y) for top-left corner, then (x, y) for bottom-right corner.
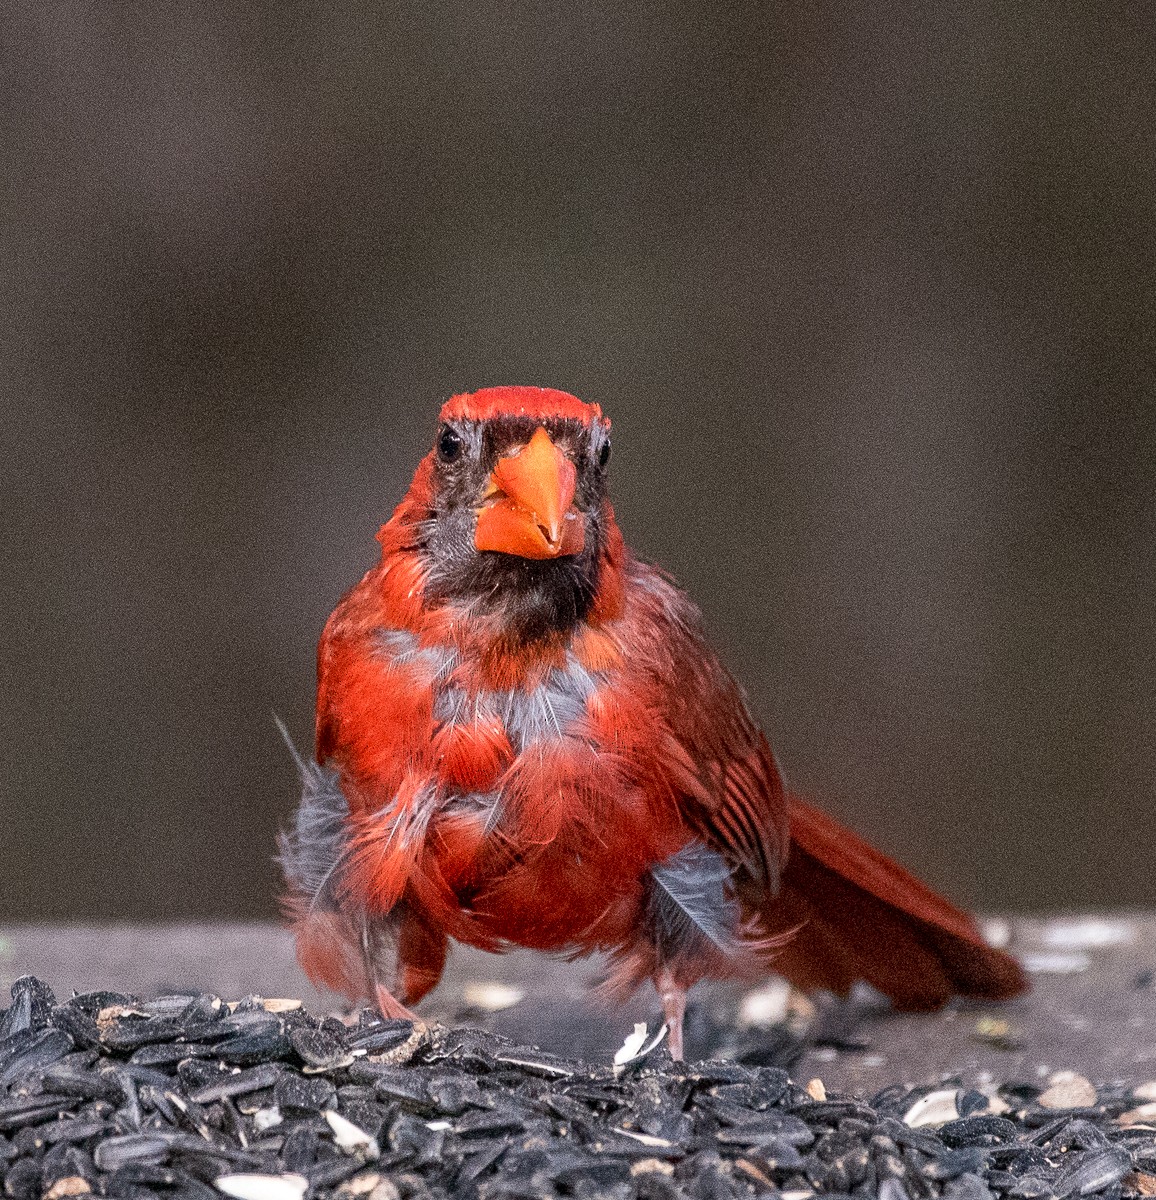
(374, 982), (419, 1022)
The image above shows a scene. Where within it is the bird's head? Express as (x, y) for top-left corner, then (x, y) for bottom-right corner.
(379, 386), (624, 642)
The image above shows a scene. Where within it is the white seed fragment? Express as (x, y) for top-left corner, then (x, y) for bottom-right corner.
(1124, 1171), (1156, 1197)
(337, 1174), (400, 1200)
(734, 1158), (777, 1188)
(974, 1016), (1019, 1047)
(96, 1004), (148, 1026)
(253, 1107), (282, 1132)
(1041, 919), (1134, 949)
(904, 1089), (960, 1128)
(1039, 1070), (1097, 1109)
(425, 1120), (452, 1131)
(805, 1078), (826, 1101)
(324, 1110), (380, 1159)
(462, 982), (525, 1012)
(612, 1021), (666, 1073)
(630, 1159), (675, 1177)
(261, 998), (303, 1013)
(614, 1128), (674, 1147)
(787, 990), (818, 1032)
(738, 978), (792, 1028)
(215, 1175), (309, 1200)
(614, 1023), (649, 1066)
(335, 1173), (381, 1198)
(982, 918), (1012, 948)
(1134, 1082), (1156, 1101)
(1118, 1103), (1156, 1127)
(1020, 951), (1091, 974)
(44, 1179), (92, 1199)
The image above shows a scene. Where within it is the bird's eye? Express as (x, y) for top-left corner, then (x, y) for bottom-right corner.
(597, 439), (611, 469)
(437, 425), (465, 463)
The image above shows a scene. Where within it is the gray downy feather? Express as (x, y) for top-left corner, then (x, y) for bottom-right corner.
(649, 841), (743, 958)
(275, 718), (351, 914)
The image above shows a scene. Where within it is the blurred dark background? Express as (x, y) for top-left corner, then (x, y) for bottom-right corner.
(2, 1), (1153, 921)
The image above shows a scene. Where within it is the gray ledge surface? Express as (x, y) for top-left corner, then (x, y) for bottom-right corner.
(3, 915), (1154, 1093)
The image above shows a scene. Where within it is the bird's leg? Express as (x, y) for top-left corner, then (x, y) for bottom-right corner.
(656, 967), (687, 1062)
(361, 905), (446, 1023)
(360, 913), (419, 1022)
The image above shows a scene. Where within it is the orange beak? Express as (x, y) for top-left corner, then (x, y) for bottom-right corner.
(474, 427), (586, 559)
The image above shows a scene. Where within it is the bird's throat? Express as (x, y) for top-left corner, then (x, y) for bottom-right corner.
(469, 552), (600, 643)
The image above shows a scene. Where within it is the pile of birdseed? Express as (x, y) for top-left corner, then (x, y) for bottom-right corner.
(2, 976), (1156, 1200)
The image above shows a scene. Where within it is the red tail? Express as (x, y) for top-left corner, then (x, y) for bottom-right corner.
(764, 797), (1027, 1009)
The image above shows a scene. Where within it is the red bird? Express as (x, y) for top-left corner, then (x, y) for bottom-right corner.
(281, 386), (1025, 1059)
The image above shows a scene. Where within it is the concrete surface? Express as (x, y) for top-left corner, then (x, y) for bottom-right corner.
(3, 915), (1154, 1095)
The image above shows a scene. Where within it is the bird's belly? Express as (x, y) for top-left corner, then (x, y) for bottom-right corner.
(470, 841), (644, 951)
(420, 648), (687, 951)
(427, 762), (665, 951)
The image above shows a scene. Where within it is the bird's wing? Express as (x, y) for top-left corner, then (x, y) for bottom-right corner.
(619, 561), (789, 894)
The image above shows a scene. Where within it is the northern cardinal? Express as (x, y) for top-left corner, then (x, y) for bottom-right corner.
(281, 386), (1025, 1058)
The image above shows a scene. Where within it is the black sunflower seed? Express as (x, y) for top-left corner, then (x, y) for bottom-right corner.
(958, 1090), (991, 1117)
(750, 1137), (808, 1171)
(108, 1162), (182, 1192)
(0, 978), (57, 1039)
(555, 1156), (633, 1188)
(213, 1028), (293, 1066)
(306, 1155), (365, 1189)
(100, 1017), (183, 1052)
(426, 1072), (486, 1115)
(0, 974), (1146, 1200)
(455, 1109), (528, 1138)
(1052, 1147), (1131, 1197)
(371, 1071), (433, 1110)
(273, 1073), (336, 1112)
(0, 1094), (78, 1131)
(927, 1147), (991, 1180)
(42, 1065), (124, 1099)
(39, 1119), (112, 1145)
(117, 1061), (178, 1089)
(940, 1115), (1020, 1148)
(177, 1020), (239, 1044)
(1, 1157), (42, 1200)
(48, 1006), (100, 1050)
(1051, 1117), (1112, 1152)
(337, 1099), (389, 1140)
(93, 1132), (173, 1171)
(64, 992), (135, 1018)
(128, 1041), (211, 1068)
(187, 1063), (283, 1103)
(279, 1123), (320, 1172)
(346, 1023), (413, 1054)
(0, 1028), (73, 1086)
(943, 1171), (996, 1200)
(288, 1026), (349, 1070)
(388, 1114), (444, 1165)
(456, 1138), (508, 1184)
